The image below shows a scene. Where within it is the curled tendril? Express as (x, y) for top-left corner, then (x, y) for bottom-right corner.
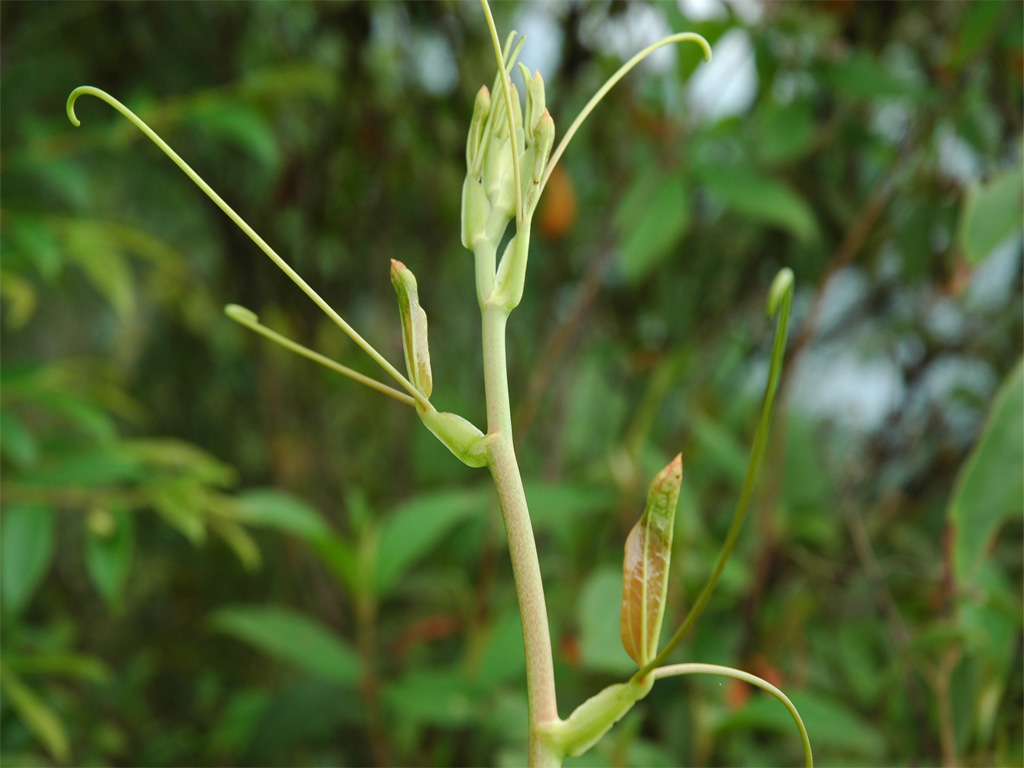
(539, 32), (712, 200)
(66, 85), (429, 410)
(653, 663), (813, 767)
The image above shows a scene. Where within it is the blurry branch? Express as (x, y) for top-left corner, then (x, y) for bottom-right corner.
(513, 246), (615, 444)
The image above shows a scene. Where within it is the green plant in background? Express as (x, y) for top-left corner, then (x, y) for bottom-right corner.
(62, 3), (814, 765)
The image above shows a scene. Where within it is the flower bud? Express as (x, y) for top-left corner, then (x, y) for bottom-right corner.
(523, 110), (555, 215)
(466, 85), (491, 176)
(524, 68), (546, 141)
(620, 454), (683, 667)
(390, 260), (432, 398)
(461, 176), (490, 249)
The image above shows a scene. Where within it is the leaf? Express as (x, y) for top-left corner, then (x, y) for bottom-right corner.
(0, 269), (38, 327)
(948, 359), (1024, 586)
(85, 508), (135, 608)
(1, 504), (56, 616)
(62, 220), (136, 319)
(474, 610), (526, 689)
(235, 489), (331, 540)
(17, 447), (143, 487)
(958, 167), (1024, 266)
(752, 102), (817, 166)
(374, 487), (489, 594)
(621, 455), (682, 666)
(385, 668), (476, 726)
(721, 689), (886, 761)
(822, 51), (927, 101)
(188, 102), (280, 171)
(579, 567), (637, 674)
(210, 605), (360, 686)
(698, 166), (817, 242)
(125, 439), (236, 487)
(7, 214), (62, 280)
(0, 408), (39, 468)
(211, 518), (261, 571)
(616, 174), (691, 283)
(3, 652), (109, 682)
(0, 666), (70, 763)
(33, 390), (117, 444)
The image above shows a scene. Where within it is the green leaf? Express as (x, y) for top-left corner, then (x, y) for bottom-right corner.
(948, 359), (1024, 586)
(85, 508), (135, 608)
(616, 173), (690, 283)
(752, 102), (817, 166)
(0, 269), (39, 328)
(374, 487), (490, 594)
(698, 167), (817, 242)
(210, 605), (360, 685)
(474, 610), (526, 690)
(385, 668), (476, 726)
(211, 518), (262, 571)
(62, 220), (136, 319)
(0, 408), (39, 468)
(958, 166), (1024, 266)
(722, 689), (885, 761)
(1, 504), (56, 616)
(579, 566), (636, 674)
(3, 651), (109, 682)
(0, 665), (70, 763)
(822, 51), (927, 101)
(235, 489), (331, 540)
(125, 439), (236, 487)
(33, 391), (117, 444)
(18, 448), (144, 487)
(189, 102), (280, 171)
(7, 214), (63, 280)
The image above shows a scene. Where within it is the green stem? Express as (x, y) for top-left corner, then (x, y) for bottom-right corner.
(653, 663), (813, 767)
(224, 304), (415, 406)
(481, 302), (560, 768)
(66, 86), (429, 411)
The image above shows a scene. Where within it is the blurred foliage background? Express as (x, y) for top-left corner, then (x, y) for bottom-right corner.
(1, 1), (1022, 766)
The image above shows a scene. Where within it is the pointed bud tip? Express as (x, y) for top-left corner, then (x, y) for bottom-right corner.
(225, 304), (259, 324)
(391, 259), (407, 271)
(653, 454), (683, 491)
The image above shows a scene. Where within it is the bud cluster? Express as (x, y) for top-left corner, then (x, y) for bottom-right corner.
(461, 45), (555, 252)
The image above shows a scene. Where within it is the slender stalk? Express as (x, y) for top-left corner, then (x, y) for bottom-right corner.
(66, 86), (429, 411)
(224, 305), (415, 406)
(480, 302), (560, 767)
(538, 33), (711, 200)
(654, 663), (813, 767)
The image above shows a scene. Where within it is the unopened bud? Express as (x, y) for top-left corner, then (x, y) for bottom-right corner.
(390, 260), (432, 398)
(523, 110), (555, 215)
(620, 454), (683, 667)
(531, 110), (554, 183)
(467, 85), (491, 176)
(525, 69), (546, 141)
(461, 176), (490, 249)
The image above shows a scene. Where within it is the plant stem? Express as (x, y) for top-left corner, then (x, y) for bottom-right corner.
(481, 302), (561, 767)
